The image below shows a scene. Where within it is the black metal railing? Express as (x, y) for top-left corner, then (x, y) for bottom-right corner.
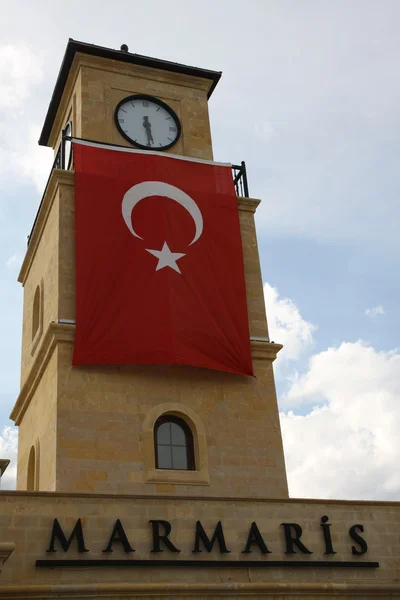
(58, 132), (250, 197)
(232, 162), (249, 198)
(28, 134), (250, 245)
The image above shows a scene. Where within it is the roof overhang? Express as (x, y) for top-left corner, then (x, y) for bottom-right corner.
(39, 39), (222, 147)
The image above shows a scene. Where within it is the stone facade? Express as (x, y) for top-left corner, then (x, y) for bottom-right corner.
(0, 492), (399, 598)
(50, 54), (214, 161)
(12, 169), (288, 498)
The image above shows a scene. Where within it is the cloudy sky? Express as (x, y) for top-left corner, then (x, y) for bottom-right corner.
(1, 0), (399, 499)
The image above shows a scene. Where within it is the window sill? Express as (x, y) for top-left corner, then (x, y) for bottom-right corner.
(146, 468), (210, 486)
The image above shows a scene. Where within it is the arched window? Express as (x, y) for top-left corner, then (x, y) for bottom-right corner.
(26, 439), (40, 491)
(154, 416), (195, 470)
(32, 285), (41, 341)
(27, 446), (35, 491)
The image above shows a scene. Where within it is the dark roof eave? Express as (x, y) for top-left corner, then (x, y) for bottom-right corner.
(38, 39), (222, 147)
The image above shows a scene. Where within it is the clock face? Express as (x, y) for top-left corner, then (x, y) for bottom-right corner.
(115, 95), (181, 151)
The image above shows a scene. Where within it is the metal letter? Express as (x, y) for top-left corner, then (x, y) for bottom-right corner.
(149, 520), (180, 553)
(103, 519), (135, 553)
(242, 521), (271, 554)
(46, 518), (89, 553)
(349, 524), (368, 555)
(192, 521), (230, 554)
(320, 515), (336, 555)
(281, 523), (313, 555)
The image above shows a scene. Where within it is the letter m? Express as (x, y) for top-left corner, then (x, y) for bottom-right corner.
(46, 518), (89, 553)
(192, 521), (230, 554)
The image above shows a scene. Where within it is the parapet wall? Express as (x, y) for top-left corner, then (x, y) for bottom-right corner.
(0, 491), (399, 598)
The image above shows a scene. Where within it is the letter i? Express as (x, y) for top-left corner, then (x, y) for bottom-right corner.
(320, 516), (336, 555)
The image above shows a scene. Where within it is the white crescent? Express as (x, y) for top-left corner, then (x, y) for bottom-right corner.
(122, 181), (203, 246)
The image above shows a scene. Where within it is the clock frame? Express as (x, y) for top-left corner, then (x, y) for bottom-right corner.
(114, 94), (181, 151)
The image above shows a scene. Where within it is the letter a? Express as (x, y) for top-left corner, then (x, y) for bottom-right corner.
(103, 519), (135, 553)
(242, 522), (271, 554)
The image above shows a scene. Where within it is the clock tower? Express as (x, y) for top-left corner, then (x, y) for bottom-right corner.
(11, 39), (288, 499)
(1, 39), (398, 600)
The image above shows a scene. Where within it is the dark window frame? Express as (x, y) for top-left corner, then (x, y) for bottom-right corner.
(154, 415), (195, 471)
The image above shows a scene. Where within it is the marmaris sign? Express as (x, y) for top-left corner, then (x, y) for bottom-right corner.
(36, 516), (378, 569)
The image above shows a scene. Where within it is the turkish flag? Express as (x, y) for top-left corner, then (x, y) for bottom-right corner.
(72, 140), (253, 376)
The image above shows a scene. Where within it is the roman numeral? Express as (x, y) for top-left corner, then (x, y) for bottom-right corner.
(169, 127), (176, 132)
(142, 101), (149, 107)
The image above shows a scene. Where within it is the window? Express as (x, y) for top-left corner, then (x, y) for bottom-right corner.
(31, 280), (44, 355)
(32, 285), (41, 341)
(27, 446), (35, 491)
(143, 403), (209, 485)
(26, 439), (40, 491)
(154, 416), (195, 470)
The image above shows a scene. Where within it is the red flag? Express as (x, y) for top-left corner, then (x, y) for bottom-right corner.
(72, 140), (253, 376)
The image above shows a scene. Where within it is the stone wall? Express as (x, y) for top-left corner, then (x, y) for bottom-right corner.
(49, 54), (214, 162)
(0, 492), (399, 598)
(12, 171), (288, 498)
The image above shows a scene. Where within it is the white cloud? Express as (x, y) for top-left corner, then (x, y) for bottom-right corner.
(280, 341), (400, 500)
(11, 125), (53, 192)
(0, 44), (43, 110)
(0, 122), (53, 193)
(263, 282), (400, 500)
(365, 305), (385, 317)
(0, 45), (52, 192)
(0, 426), (18, 490)
(5, 254), (18, 268)
(264, 282), (316, 361)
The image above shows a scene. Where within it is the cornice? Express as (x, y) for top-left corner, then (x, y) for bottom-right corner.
(0, 489), (399, 507)
(11, 325), (280, 425)
(11, 329), (280, 425)
(237, 196), (261, 213)
(10, 322), (74, 425)
(0, 581), (399, 598)
(18, 170), (74, 286)
(78, 53), (213, 93)
(251, 340), (282, 361)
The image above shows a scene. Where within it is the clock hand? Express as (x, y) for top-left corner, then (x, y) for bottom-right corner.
(143, 116), (154, 147)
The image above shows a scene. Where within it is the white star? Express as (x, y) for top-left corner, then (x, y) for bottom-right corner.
(146, 242), (186, 274)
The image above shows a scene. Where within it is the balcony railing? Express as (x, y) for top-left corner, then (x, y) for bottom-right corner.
(28, 134), (250, 245)
(57, 133), (250, 198)
(232, 162), (249, 198)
